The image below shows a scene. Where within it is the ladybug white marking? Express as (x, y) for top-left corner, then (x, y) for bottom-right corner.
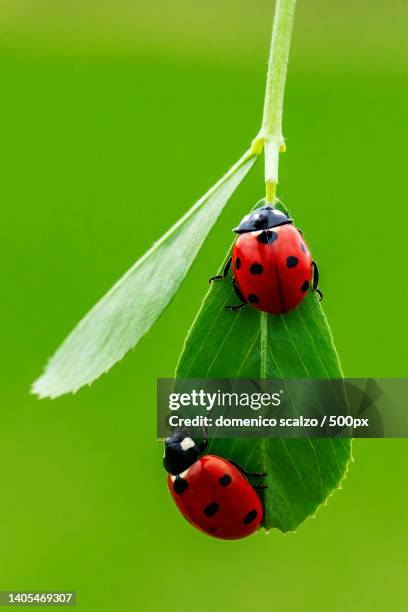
(171, 469), (190, 483)
(181, 437), (195, 451)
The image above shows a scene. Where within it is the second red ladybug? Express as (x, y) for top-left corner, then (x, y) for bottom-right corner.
(210, 204), (322, 314)
(164, 431), (265, 540)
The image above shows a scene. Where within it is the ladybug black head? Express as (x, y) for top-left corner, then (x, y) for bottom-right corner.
(233, 205), (292, 234)
(163, 431), (206, 475)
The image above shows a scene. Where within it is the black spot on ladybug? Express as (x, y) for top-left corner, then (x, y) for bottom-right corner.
(286, 256), (298, 268)
(249, 263), (263, 275)
(235, 257), (241, 270)
(257, 230), (278, 245)
(219, 474), (232, 487)
(243, 509), (258, 525)
(204, 502), (220, 517)
(248, 293), (260, 304)
(173, 477), (188, 494)
(300, 242), (307, 253)
(301, 280), (310, 292)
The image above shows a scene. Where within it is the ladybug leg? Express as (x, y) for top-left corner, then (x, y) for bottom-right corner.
(229, 460), (268, 489)
(228, 459), (266, 478)
(312, 260), (323, 301)
(209, 257), (232, 283)
(225, 278), (247, 311)
(225, 303), (246, 312)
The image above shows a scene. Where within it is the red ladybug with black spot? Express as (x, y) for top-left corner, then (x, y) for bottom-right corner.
(164, 431), (265, 540)
(210, 204), (322, 314)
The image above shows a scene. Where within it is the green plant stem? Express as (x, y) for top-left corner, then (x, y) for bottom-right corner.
(251, 0), (297, 203)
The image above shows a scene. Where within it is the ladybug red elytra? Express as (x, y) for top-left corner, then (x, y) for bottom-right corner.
(164, 431), (265, 540)
(210, 204), (322, 314)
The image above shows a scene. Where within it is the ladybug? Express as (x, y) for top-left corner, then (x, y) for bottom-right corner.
(210, 204), (322, 314)
(163, 431), (265, 540)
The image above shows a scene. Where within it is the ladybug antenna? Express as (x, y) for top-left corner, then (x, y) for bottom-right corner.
(254, 197), (268, 208)
(198, 424), (208, 453)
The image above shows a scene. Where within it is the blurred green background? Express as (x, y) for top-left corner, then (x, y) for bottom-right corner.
(0, 1), (407, 610)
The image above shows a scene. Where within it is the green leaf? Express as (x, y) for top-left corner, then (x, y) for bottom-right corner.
(176, 245), (352, 533)
(32, 151), (257, 398)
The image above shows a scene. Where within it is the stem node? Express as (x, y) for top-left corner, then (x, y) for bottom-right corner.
(249, 135), (265, 156)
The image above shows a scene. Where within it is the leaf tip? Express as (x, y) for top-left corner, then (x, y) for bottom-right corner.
(31, 369), (79, 400)
(31, 375), (57, 400)
(30, 376), (46, 399)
